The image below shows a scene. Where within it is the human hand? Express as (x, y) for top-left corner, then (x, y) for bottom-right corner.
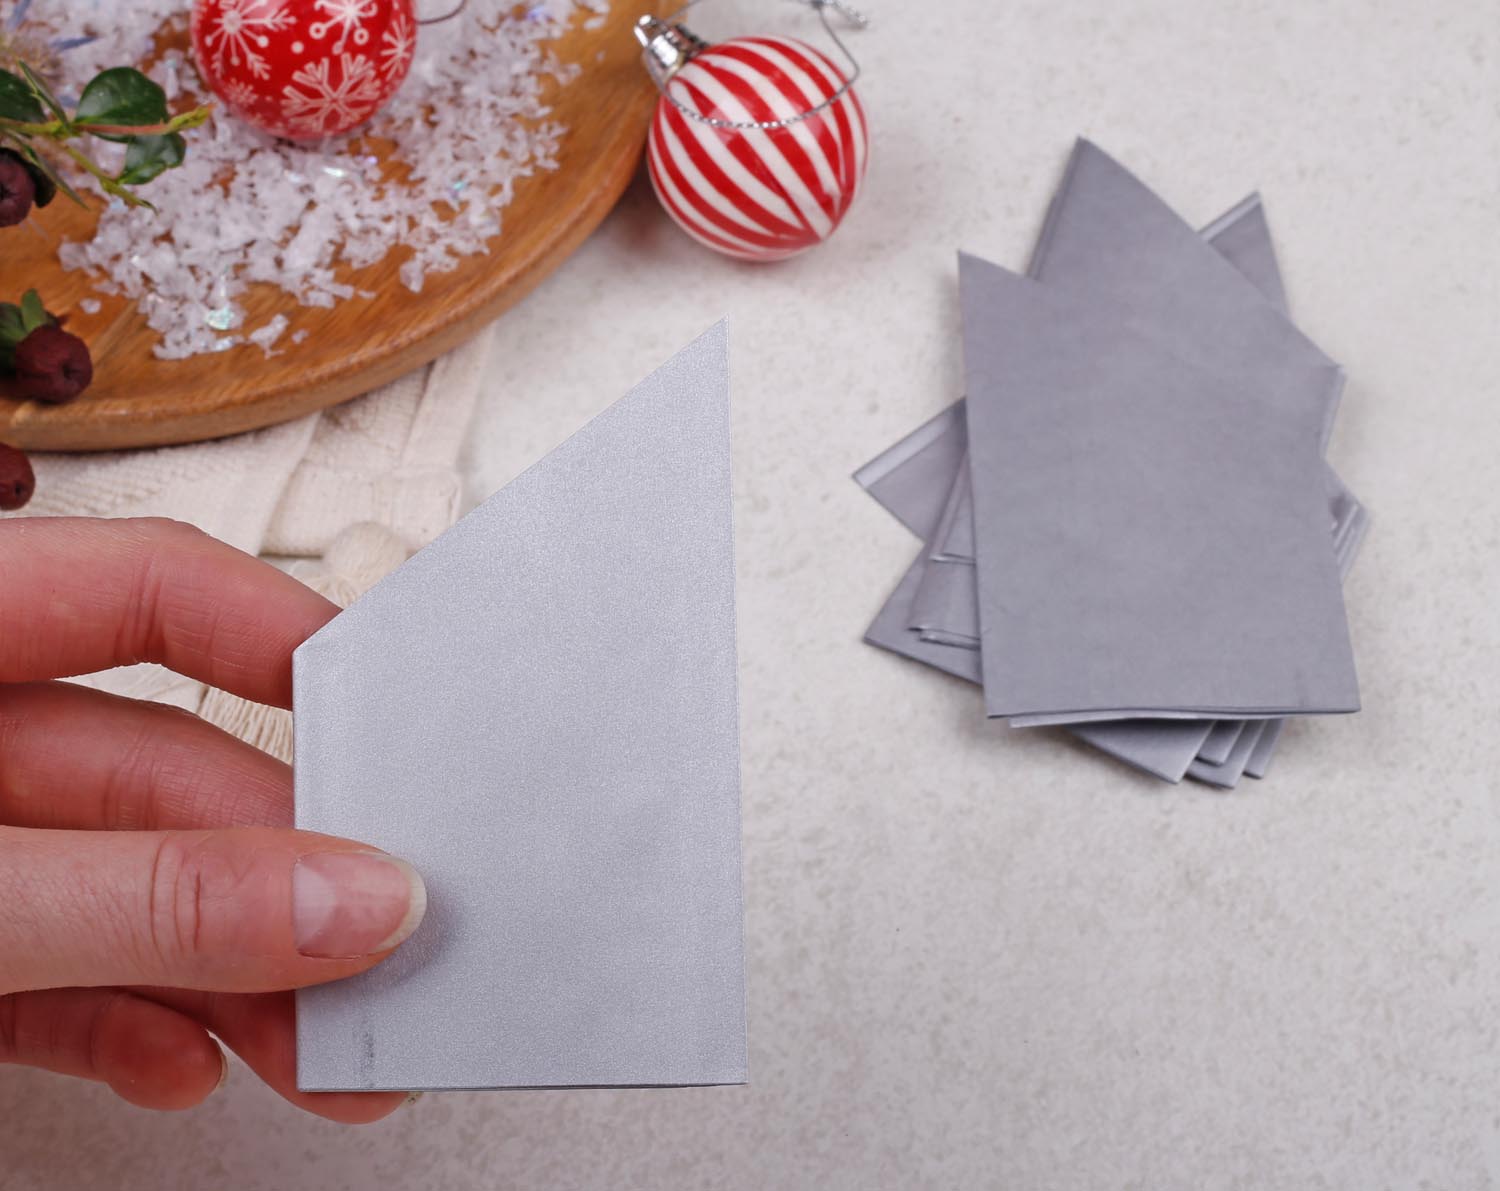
(0, 517), (426, 1122)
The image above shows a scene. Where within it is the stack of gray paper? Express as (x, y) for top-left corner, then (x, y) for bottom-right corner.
(858, 141), (1366, 787)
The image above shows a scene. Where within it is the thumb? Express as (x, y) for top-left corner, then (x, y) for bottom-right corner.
(0, 827), (427, 995)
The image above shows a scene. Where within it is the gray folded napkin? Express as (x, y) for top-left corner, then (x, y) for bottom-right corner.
(858, 142), (1365, 785)
(961, 253), (1357, 719)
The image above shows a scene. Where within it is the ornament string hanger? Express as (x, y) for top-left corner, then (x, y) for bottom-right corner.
(416, 0), (468, 25)
(636, 0), (868, 131)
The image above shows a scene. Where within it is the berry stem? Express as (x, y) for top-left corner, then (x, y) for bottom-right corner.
(0, 60), (209, 211)
(54, 139), (149, 206)
(0, 107), (212, 139)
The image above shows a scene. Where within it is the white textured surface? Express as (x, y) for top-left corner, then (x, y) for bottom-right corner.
(3, 0), (1498, 1185)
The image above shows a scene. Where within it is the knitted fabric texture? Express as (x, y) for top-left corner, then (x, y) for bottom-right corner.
(0, 327), (493, 741)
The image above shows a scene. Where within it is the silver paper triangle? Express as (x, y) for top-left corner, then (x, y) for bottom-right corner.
(294, 320), (745, 1091)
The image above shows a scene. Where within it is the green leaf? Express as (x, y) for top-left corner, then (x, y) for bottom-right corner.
(0, 302), (26, 346)
(118, 131), (185, 185)
(74, 67), (168, 140)
(0, 69), (45, 122)
(17, 62), (68, 125)
(19, 289), (49, 333)
(1, 292), (58, 371)
(0, 301), (27, 369)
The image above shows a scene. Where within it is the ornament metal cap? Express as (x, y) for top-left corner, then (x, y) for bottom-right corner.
(635, 2), (867, 130)
(633, 15), (709, 87)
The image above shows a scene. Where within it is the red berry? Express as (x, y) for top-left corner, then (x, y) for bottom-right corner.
(13, 324), (93, 404)
(0, 151), (35, 228)
(0, 443), (35, 511)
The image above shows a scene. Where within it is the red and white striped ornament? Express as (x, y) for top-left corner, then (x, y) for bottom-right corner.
(636, 10), (868, 262)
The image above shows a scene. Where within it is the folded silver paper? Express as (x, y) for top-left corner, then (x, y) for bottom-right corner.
(959, 254), (1359, 719)
(295, 321), (746, 1091)
(860, 177), (1364, 781)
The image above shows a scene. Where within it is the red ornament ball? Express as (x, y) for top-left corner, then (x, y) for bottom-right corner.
(191, 0), (417, 140)
(646, 35), (868, 262)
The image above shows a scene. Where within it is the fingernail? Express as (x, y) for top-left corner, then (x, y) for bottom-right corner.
(293, 852), (427, 958)
(215, 1048), (230, 1093)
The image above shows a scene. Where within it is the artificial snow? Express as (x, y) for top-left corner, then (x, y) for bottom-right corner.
(28, 0), (606, 358)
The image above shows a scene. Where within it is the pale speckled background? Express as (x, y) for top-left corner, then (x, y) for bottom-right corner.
(3, 0), (1498, 1187)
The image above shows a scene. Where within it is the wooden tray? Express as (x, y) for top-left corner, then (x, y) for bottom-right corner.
(0, 1), (656, 452)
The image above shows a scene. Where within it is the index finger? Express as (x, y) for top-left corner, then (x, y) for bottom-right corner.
(0, 517), (338, 707)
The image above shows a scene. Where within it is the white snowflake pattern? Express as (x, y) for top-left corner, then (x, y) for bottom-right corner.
(201, 0), (296, 81)
(309, 0), (379, 52)
(220, 77), (262, 111)
(280, 52), (382, 135)
(378, 7), (416, 85)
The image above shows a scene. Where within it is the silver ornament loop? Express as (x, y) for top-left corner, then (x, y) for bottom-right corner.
(416, 0), (468, 25)
(636, 0), (867, 132)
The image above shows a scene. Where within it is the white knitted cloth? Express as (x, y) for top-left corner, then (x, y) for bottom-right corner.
(1, 327), (493, 738)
